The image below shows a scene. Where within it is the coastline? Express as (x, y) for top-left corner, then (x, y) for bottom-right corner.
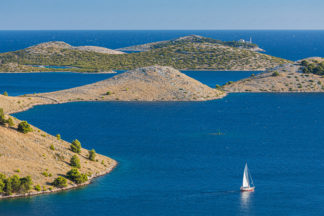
(0, 70), (117, 74)
(0, 69), (265, 73)
(0, 160), (117, 200)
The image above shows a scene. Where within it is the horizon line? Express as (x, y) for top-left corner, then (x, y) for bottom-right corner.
(0, 29), (324, 31)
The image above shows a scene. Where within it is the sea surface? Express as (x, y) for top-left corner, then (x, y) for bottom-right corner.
(9, 93), (324, 216)
(0, 71), (255, 96)
(0, 30), (324, 215)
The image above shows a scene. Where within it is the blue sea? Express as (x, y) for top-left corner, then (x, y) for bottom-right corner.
(0, 31), (324, 216)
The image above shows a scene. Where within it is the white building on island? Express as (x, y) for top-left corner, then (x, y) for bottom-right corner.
(238, 37), (252, 44)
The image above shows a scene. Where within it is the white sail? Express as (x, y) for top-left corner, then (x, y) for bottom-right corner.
(242, 163), (250, 188)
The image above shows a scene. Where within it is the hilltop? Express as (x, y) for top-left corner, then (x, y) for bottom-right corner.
(0, 35), (290, 72)
(223, 60), (324, 92)
(25, 41), (125, 55)
(35, 66), (226, 102)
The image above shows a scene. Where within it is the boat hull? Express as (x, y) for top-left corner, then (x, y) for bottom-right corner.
(240, 186), (255, 192)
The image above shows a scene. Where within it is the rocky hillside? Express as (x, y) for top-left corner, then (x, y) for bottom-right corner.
(224, 62), (324, 92)
(36, 66), (226, 102)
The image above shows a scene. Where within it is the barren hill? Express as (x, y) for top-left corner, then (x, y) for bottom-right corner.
(26, 41), (125, 55)
(37, 66), (226, 102)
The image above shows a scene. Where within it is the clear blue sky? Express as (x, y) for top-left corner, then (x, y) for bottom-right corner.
(1, 0), (324, 30)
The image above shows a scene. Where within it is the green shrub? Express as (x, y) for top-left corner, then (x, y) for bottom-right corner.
(71, 139), (81, 153)
(225, 81), (233, 85)
(88, 149), (96, 161)
(0, 108), (5, 125)
(41, 171), (49, 177)
(0, 174), (33, 194)
(66, 168), (88, 184)
(17, 121), (33, 134)
(34, 184), (41, 191)
(7, 117), (14, 127)
(3, 91), (8, 96)
(4, 178), (12, 195)
(106, 91), (111, 95)
(50, 144), (55, 150)
(10, 175), (21, 192)
(19, 176), (33, 193)
(272, 71), (280, 77)
(70, 155), (81, 168)
(56, 134), (61, 140)
(52, 176), (67, 188)
(0, 179), (5, 193)
(0, 173), (6, 193)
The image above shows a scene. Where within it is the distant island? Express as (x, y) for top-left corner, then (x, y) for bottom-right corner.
(117, 35), (264, 52)
(0, 35), (290, 72)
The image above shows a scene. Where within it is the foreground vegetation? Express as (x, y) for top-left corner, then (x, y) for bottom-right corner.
(0, 173), (33, 195)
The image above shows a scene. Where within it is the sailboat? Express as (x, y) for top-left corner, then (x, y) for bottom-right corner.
(240, 163), (255, 192)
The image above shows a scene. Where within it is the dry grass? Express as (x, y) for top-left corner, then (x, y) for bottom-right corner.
(224, 63), (324, 92)
(0, 95), (53, 114)
(0, 117), (116, 192)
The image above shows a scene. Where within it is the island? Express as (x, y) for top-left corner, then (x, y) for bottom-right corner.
(0, 35), (290, 72)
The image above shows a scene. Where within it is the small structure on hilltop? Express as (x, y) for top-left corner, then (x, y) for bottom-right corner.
(238, 37), (253, 44)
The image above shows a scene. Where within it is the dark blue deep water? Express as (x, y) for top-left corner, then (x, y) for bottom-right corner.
(0, 71), (255, 96)
(0, 30), (324, 60)
(9, 94), (324, 216)
(0, 72), (118, 96)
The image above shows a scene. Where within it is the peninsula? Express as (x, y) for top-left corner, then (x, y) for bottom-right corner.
(0, 35), (290, 72)
(223, 58), (324, 92)
(0, 104), (116, 199)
